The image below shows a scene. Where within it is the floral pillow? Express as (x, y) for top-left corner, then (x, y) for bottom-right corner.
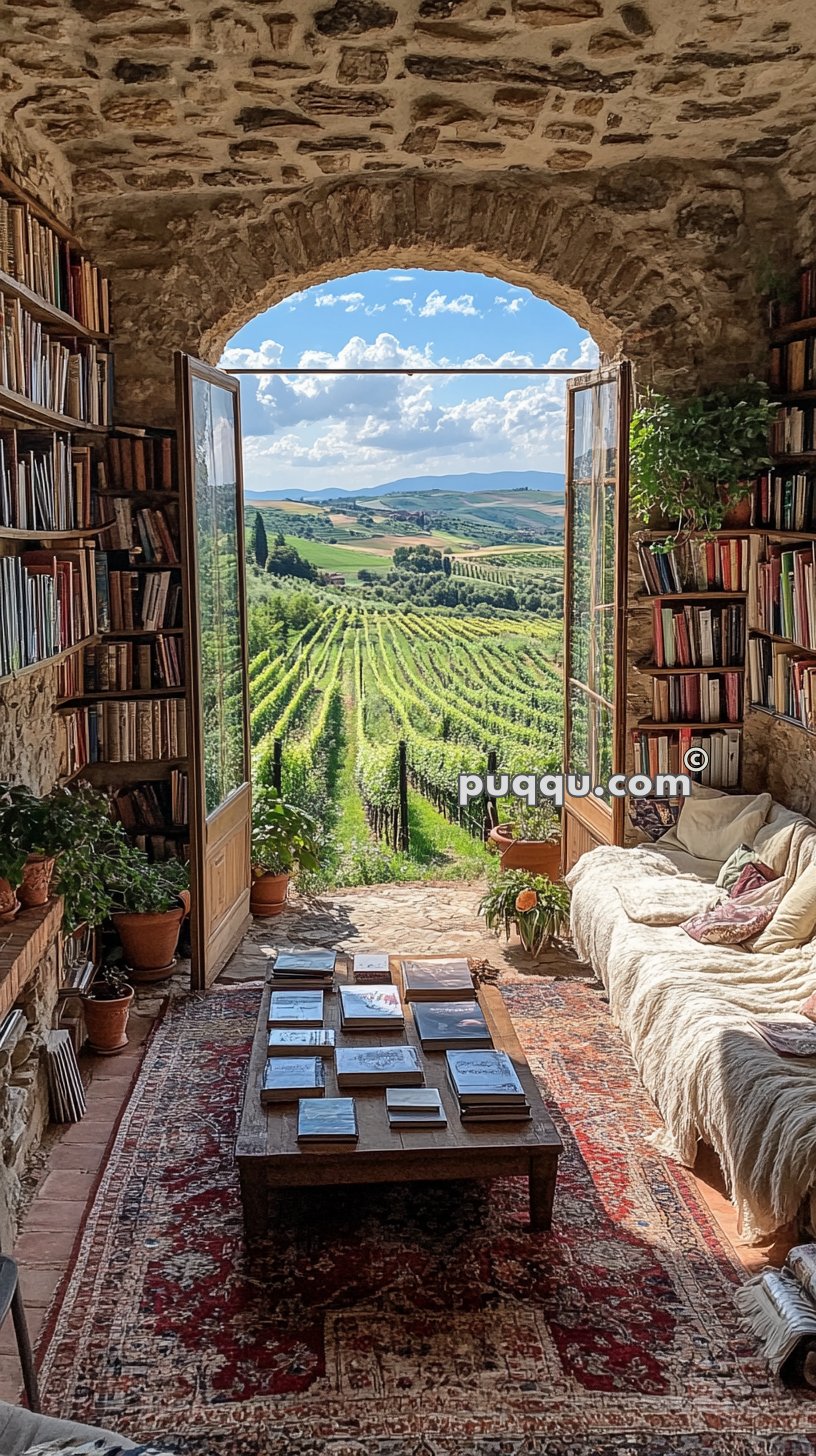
(729, 860), (777, 899)
(681, 899), (776, 945)
(629, 799), (681, 842)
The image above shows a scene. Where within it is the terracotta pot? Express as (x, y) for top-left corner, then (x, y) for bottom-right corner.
(488, 824), (562, 880)
(722, 494), (752, 527)
(18, 854), (56, 909)
(250, 870), (289, 917)
(0, 878), (19, 923)
(82, 986), (133, 1056)
(112, 889), (190, 982)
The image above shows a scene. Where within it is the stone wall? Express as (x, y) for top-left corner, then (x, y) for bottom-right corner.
(0, 667), (63, 796)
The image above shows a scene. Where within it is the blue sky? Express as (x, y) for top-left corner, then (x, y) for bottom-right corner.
(220, 269), (598, 494)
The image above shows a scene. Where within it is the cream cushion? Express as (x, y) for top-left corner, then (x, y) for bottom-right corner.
(752, 862), (816, 952)
(670, 791), (772, 864)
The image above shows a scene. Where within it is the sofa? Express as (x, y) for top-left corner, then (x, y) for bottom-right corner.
(566, 787), (816, 1242)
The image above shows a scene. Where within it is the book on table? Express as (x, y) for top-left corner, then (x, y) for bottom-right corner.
(335, 1045), (423, 1087)
(412, 999), (493, 1050)
(339, 984), (404, 1030)
(445, 1049), (531, 1122)
(267, 1028), (336, 1057)
(261, 1056), (325, 1104)
(400, 957), (476, 1001)
(750, 1017), (816, 1058)
(267, 990), (324, 1027)
(353, 952), (392, 983)
(297, 1097), (359, 1143)
(269, 947), (336, 990)
(386, 1087), (447, 1127)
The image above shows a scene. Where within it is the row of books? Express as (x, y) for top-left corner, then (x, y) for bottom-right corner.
(751, 543), (816, 648)
(111, 773), (189, 833)
(771, 406), (816, 456)
(97, 566), (183, 633)
(751, 471), (816, 533)
(60, 697), (188, 764)
(62, 636), (184, 695)
(0, 547), (94, 677)
(769, 334), (816, 393)
(652, 601), (745, 669)
(98, 432), (175, 494)
(131, 833), (189, 864)
(632, 727), (741, 789)
(0, 296), (111, 424)
(748, 637), (816, 730)
(97, 499), (179, 563)
(650, 671), (742, 725)
(0, 433), (93, 533)
(770, 264), (816, 328)
(637, 537), (747, 596)
(0, 196), (110, 332)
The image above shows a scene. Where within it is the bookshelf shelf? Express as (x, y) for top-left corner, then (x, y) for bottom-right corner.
(771, 315), (816, 343)
(57, 687), (185, 705)
(636, 661), (746, 677)
(0, 632), (100, 689)
(637, 719), (743, 732)
(97, 490), (179, 502)
(104, 627), (184, 637)
(635, 590), (747, 603)
(748, 625), (816, 654)
(81, 759), (189, 784)
(771, 452), (816, 466)
(0, 265), (109, 342)
(0, 525), (100, 543)
(750, 702), (816, 736)
(0, 384), (108, 434)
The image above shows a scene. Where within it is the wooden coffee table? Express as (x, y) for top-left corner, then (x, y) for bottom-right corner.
(236, 957), (562, 1245)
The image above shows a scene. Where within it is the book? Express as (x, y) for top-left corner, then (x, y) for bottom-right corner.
(261, 1056), (325, 1103)
(353, 952), (392, 983)
(267, 990), (324, 1027)
(400, 957), (476, 1001)
(750, 1017), (816, 1058)
(651, 600), (745, 669)
(445, 1050), (527, 1105)
(269, 947), (336, 990)
(788, 1244), (816, 1303)
(339, 984), (404, 1030)
(335, 1045), (423, 1087)
(297, 1097), (358, 1143)
(80, 697), (187, 763)
(386, 1087), (447, 1127)
(650, 671), (742, 725)
(735, 1268), (816, 1377)
(267, 1028), (335, 1056)
(412, 1000), (493, 1051)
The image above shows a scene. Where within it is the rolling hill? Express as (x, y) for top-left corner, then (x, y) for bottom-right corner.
(244, 469), (564, 504)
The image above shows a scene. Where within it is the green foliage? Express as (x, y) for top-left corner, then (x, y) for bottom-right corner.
(252, 510), (269, 569)
(0, 782), (131, 931)
(505, 801), (561, 843)
(88, 961), (132, 1001)
(107, 853), (189, 915)
(266, 541), (317, 581)
(480, 867), (570, 956)
(251, 786), (322, 875)
(630, 382), (777, 543)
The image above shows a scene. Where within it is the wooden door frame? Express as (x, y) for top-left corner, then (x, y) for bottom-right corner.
(562, 362), (632, 853)
(176, 351), (252, 989)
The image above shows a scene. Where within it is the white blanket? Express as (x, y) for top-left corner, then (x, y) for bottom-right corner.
(568, 844), (816, 1241)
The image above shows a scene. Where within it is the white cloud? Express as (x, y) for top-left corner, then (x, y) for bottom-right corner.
(494, 294), (526, 315)
(389, 273), (415, 283)
(418, 289), (480, 318)
(393, 297), (415, 314)
(314, 291), (365, 311)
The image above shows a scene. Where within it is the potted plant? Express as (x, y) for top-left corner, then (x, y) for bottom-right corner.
(480, 868), (571, 958)
(630, 381), (778, 547)
(488, 801), (562, 880)
(0, 843), (26, 922)
(0, 782), (130, 927)
(82, 961), (134, 1056)
(250, 786), (321, 916)
(108, 853), (190, 981)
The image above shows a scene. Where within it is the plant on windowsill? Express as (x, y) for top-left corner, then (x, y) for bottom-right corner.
(487, 801), (561, 880)
(480, 867), (571, 958)
(107, 853), (190, 982)
(250, 786), (322, 917)
(630, 381), (778, 549)
(82, 959), (134, 1056)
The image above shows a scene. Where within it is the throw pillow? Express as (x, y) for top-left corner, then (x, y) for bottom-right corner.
(752, 862), (816, 952)
(629, 798), (681, 842)
(716, 844), (757, 891)
(681, 900), (776, 945)
(729, 860), (777, 898)
(673, 791), (772, 863)
(801, 991), (816, 1022)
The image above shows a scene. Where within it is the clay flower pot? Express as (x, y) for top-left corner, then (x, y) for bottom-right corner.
(0, 878), (19, 923)
(112, 889), (191, 983)
(488, 824), (562, 881)
(250, 870), (289, 918)
(722, 494), (752, 527)
(82, 986), (133, 1056)
(18, 854), (56, 909)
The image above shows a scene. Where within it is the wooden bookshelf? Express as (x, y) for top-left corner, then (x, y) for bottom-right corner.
(0, 632), (100, 689)
(636, 662), (745, 677)
(0, 385), (109, 434)
(0, 265), (107, 342)
(637, 719), (743, 732)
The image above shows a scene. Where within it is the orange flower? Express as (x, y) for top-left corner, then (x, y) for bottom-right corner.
(515, 889), (537, 913)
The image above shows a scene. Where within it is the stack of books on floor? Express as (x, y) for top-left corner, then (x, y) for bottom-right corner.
(352, 952), (392, 983)
(736, 1242), (816, 1386)
(386, 1087), (446, 1128)
(413, 999), (493, 1050)
(445, 1050), (531, 1123)
(339, 983), (404, 1030)
(269, 949), (336, 991)
(401, 957), (476, 1001)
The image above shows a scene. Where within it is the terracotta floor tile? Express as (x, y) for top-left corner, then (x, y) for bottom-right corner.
(0, 1356), (23, 1403)
(16, 1263), (63, 1309)
(0, 1306), (44, 1358)
(46, 1141), (109, 1172)
(15, 1228), (79, 1265)
(36, 1170), (97, 1204)
(23, 1200), (86, 1234)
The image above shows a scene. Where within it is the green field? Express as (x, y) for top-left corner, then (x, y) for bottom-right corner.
(281, 536), (394, 577)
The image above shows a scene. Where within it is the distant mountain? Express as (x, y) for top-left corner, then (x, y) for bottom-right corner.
(245, 469), (564, 504)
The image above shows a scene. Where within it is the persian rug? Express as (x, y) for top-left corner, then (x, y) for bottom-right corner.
(36, 980), (815, 1456)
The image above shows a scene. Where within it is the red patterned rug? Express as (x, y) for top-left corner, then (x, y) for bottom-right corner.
(36, 979), (814, 1456)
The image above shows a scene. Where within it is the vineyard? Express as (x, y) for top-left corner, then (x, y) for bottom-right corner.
(247, 600), (563, 887)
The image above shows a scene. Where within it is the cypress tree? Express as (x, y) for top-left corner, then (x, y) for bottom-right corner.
(253, 510), (269, 568)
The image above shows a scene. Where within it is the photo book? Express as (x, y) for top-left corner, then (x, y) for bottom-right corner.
(267, 990), (324, 1027)
(412, 999), (493, 1051)
(400, 957), (476, 1002)
(297, 1097), (359, 1143)
(267, 1028), (335, 1057)
(261, 1056), (325, 1104)
(335, 1045), (423, 1087)
(339, 984), (405, 1030)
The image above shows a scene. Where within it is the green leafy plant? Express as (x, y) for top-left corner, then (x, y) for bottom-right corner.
(252, 786), (322, 877)
(107, 852), (189, 915)
(630, 382), (777, 546)
(0, 781), (130, 930)
(504, 802), (560, 843)
(480, 867), (570, 957)
(87, 961), (132, 1002)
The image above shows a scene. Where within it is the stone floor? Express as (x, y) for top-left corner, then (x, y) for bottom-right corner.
(0, 880), (791, 1405)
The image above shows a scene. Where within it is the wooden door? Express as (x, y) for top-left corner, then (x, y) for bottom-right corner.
(562, 364), (631, 874)
(176, 353), (252, 988)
